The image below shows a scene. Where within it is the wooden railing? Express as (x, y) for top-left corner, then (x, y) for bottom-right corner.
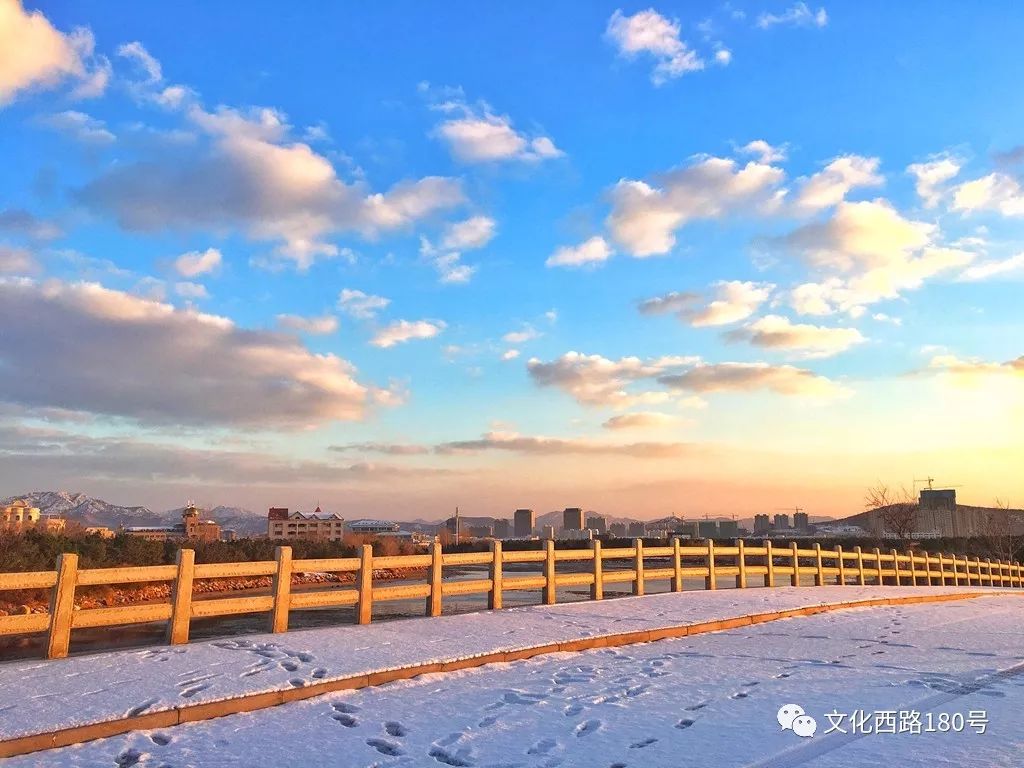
(1, 540), (1021, 660)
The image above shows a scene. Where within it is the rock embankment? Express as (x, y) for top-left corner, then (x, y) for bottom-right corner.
(0, 568), (426, 616)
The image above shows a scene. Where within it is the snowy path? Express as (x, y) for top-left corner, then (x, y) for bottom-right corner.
(0, 585), (1009, 743)
(4, 591), (1022, 767)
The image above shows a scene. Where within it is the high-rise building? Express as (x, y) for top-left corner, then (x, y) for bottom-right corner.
(697, 520), (718, 539)
(585, 514), (607, 534)
(774, 513), (790, 530)
(753, 514), (771, 534)
(514, 508), (535, 537)
(609, 522), (627, 537)
(542, 524), (556, 540)
(493, 518), (510, 538)
(563, 507), (584, 530)
(677, 521), (699, 538)
(627, 521), (645, 537)
(718, 520), (739, 538)
(793, 512), (809, 531)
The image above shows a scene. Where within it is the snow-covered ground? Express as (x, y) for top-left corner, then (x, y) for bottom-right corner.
(2, 587), (1022, 767)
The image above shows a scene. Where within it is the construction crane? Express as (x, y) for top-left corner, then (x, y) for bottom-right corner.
(775, 506), (803, 515)
(913, 477), (963, 492)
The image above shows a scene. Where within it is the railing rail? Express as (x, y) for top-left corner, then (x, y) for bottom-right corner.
(1, 539), (1020, 660)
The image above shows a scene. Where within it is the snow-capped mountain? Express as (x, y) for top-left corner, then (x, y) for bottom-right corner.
(1, 492), (264, 533)
(1, 490), (160, 528)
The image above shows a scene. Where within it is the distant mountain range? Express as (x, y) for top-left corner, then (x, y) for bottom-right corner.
(4, 491), (835, 538)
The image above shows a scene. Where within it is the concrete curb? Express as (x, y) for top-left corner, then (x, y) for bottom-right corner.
(0, 590), (1013, 759)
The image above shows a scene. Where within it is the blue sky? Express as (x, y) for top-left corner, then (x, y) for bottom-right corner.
(1, 1), (1022, 519)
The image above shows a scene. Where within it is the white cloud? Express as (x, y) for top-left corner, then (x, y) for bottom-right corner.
(688, 280), (775, 326)
(441, 216), (496, 250)
(925, 354), (1024, 383)
(338, 289), (390, 320)
(602, 411), (676, 430)
(607, 156), (784, 257)
(638, 282), (774, 326)
(419, 236), (477, 284)
(952, 172), (1024, 217)
(173, 247), (222, 277)
(79, 101), (465, 269)
(276, 313), (339, 335)
(174, 281), (208, 299)
(38, 110), (115, 145)
(739, 139), (787, 164)
(726, 314), (865, 358)
(871, 313), (902, 325)
(501, 349), (520, 361)
(0, 245), (38, 274)
(0, 0), (97, 106)
(371, 319), (446, 349)
(437, 430), (688, 458)
(431, 98), (562, 163)
(528, 350), (847, 404)
(779, 199), (973, 315)
(117, 40), (162, 82)
(527, 351), (697, 408)
(0, 277), (377, 427)
(907, 155), (961, 208)
(502, 325), (540, 344)
(546, 236), (613, 268)
(957, 252), (1024, 282)
(714, 47), (733, 66)
(792, 155), (883, 212)
(637, 290), (701, 316)
(605, 9), (704, 85)
(756, 3), (828, 29)
(779, 199), (934, 271)
(659, 361), (846, 398)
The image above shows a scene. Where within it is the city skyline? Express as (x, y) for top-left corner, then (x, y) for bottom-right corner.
(1, 1), (1023, 520)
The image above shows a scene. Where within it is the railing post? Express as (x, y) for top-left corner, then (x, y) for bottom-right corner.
(633, 539), (645, 596)
(46, 553), (78, 660)
(166, 548), (195, 644)
(736, 539), (747, 589)
(813, 543), (824, 586)
(985, 557), (993, 587)
(790, 542), (800, 587)
(836, 545), (845, 586)
(269, 546), (292, 633)
(873, 547), (884, 586)
(908, 549), (917, 587)
(426, 540), (442, 617)
(951, 554), (960, 587)
(764, 540), (775, 587)
(705, 540), (717, 590)
(488, 540), (502, 610)
(356, 544), (373, 625)
(923, 552), (932, 585)
(890, 548), (900, 586)
(855, 546), (866, 586)
(1002, 560), (1009, 587)
(590, 539), (604, 600)
(544, 540), (556, 605)
(671, 538), (683, 592)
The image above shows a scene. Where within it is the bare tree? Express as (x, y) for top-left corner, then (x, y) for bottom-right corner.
(865, 482), (918, 542)
(980, 499), (1024, 563)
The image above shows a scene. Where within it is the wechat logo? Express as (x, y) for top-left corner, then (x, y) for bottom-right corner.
(778, 704), (817, 738)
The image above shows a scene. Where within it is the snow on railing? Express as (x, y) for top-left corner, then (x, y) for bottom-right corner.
(1, 540), (1021, 660)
